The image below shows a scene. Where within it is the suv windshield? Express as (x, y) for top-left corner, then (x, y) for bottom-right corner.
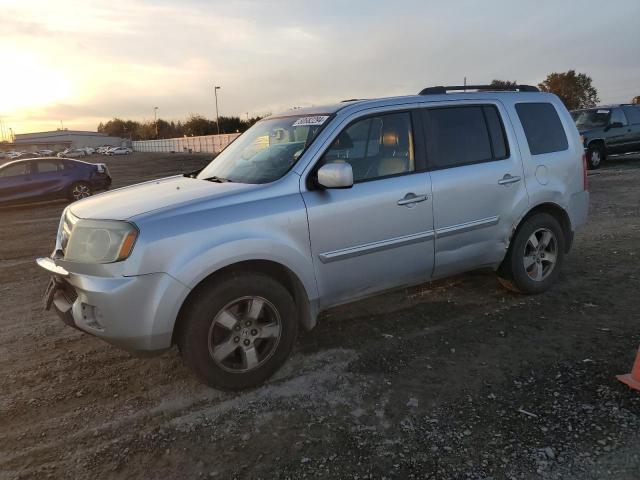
(197, 114), (331, 184)
(571, 109), (609, 129)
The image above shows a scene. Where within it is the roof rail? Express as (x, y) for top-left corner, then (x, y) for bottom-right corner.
(419, 84), (539, 95)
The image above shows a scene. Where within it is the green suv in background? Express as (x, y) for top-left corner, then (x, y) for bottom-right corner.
(571, 105), (640, 169)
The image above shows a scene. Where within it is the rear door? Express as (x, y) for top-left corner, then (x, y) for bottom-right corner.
(420, 103), (529, 278)
(301, 110), (435, 308)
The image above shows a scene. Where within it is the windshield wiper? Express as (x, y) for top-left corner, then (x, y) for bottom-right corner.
(204, 176), (232, 183)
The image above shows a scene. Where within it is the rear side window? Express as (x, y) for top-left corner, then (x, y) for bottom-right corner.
(421, 105), (508, 169)
(515, 103), (568, 155)
(622, 106), (640, 125)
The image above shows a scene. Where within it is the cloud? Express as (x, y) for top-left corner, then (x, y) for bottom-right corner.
(1, 0), (639, 133)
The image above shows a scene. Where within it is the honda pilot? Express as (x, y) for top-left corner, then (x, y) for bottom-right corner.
(37, 85), (589, 390)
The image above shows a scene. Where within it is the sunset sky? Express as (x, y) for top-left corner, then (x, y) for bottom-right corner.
(1, 0), (639, 136)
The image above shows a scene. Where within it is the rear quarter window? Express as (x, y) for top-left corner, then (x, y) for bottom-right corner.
(515, 103), (568, 155)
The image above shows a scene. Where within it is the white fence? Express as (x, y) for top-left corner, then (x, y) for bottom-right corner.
(132, 133), (241, 154)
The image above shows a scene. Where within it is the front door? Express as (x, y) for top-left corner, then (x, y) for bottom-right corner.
(301, 111), (435, 308)
(420, 104), (529, 278)
(0, 161), (35, 203)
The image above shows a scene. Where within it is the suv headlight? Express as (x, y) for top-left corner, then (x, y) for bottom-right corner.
(64, 219), (138, 264)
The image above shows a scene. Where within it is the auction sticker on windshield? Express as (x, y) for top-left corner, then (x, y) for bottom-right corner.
(292, 116), (330, 127)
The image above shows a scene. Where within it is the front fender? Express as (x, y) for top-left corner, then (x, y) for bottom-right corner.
(171, 237), (319, 302)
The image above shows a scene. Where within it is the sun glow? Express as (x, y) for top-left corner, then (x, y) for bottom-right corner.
(0, 51), (73, 113)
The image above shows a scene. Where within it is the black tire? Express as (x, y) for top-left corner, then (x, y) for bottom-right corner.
(68, 182), (92, 201)
(498, 213), (565, 295)
(177, 272), (298, 391)
(586, 143), (605, 170)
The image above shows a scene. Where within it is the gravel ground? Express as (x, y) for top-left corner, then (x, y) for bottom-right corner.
(1, 152), (639, 479)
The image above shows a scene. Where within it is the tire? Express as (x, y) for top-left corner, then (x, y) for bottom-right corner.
(177, 272), (298, 390)
(498, 213), (565, 295)
(586, 143), (604, 170)
(68, 182), (92, 201)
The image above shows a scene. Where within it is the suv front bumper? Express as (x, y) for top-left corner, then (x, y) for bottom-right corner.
(37, 257), (189, 353)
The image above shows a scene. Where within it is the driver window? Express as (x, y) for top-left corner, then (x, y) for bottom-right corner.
(322, 112), (414, 182)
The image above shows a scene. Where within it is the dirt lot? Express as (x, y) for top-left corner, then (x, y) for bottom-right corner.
(1, 152), (639, 479)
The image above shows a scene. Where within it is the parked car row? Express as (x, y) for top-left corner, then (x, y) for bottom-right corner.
(1, 145), (133, 161)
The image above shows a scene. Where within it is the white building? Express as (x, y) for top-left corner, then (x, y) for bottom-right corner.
(9, 130), (124, 152)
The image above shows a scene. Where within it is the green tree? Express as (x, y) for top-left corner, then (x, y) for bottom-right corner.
(183, 114), (217, 136)
(538, 70), (599, 110)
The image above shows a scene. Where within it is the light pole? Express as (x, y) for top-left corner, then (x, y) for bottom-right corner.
(214, 85), (221, 135)
(154, 106), (159, 139)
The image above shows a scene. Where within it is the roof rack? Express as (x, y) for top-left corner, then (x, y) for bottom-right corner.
(419, 84), (539, 95)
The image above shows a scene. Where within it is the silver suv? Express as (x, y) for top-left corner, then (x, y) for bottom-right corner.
(38, 85), (589, 390)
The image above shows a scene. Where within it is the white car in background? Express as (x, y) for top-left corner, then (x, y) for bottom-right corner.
(57, 149), (87, 158)
(106, 147), (132, 156)
(36, 149), (55, 156)
(7, 151), (27, 160)
(82, 147), (96, 155)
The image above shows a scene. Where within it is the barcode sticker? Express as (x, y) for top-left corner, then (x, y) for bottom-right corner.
(292, 116), (330, 127)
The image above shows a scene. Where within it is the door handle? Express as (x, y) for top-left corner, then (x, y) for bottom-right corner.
(498, 174), (521, 185)
(397, 193), (429, 206)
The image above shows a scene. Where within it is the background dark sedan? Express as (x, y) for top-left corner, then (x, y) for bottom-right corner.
(0, 157), (111, 205)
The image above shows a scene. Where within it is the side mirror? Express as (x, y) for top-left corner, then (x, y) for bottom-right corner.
(317, 162), (353, 189)
(609, 121), (623, 129)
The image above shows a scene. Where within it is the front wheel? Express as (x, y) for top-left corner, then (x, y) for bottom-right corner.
(177, 272), (298, 390)
(68, 182), (92, 201)
(586, 144), (604, 170)
(498, 213), (565, 294)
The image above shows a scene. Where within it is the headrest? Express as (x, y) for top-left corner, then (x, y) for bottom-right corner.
(381, 125), (400, 148)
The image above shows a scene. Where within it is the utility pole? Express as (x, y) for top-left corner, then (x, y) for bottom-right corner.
(214, 85), (221, 135)
(154, 106), (159, 139)
(9, 128), (14, 143)
(463, 76), (467, 92)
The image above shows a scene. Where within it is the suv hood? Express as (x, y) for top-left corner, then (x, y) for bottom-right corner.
(69, 176), (256, 220)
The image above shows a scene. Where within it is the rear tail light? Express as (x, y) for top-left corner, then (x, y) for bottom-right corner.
(582, 152), (588, 191)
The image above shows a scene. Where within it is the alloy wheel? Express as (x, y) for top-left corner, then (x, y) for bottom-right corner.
(523, 228), (558, 282)
(208, 296), (282, 373)
(71, 184), (91, 200)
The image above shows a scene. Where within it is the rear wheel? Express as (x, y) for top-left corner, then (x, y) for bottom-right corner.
(177, 272), (298, 390)
(586, 143), (604, 170)
(498, 213), (565, 294)
(68, 182), (92, 201)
